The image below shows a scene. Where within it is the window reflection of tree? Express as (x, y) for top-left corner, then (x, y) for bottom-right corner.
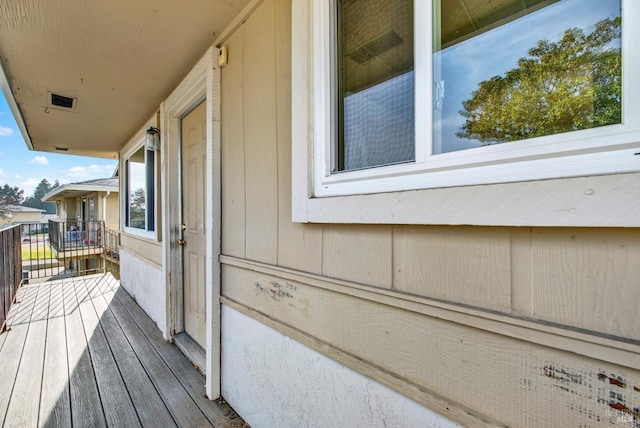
(457, 17), (621, 144)
(128, 147), (146, 230)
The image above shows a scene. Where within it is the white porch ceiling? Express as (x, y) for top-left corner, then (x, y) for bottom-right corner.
(0, 0), (249, 158)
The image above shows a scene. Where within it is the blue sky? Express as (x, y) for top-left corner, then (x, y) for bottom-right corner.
(0, 93), (117, 197)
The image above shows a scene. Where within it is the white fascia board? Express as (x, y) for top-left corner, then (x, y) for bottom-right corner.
(42, 184), (119, 201)
(0, 58), (33, 150)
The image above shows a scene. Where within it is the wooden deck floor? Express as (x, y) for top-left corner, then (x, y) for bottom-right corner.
(0, 274), (244, 428)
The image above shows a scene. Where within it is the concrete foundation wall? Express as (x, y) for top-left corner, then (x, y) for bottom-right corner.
(221, 305), (458, 428)
(120, 248), (166, 337)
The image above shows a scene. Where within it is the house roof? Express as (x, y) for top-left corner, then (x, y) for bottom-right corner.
(0, 0), (249, 158)
(42, 178), (119, 202)
(6, 205), (45, 213)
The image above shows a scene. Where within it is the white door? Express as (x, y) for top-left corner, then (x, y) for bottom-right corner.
(181, 102), (207, 347)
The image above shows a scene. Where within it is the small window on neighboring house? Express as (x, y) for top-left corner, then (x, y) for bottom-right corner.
(125, 146), (155, 233)
(88, 197), (95, 221)
(308, 0), (638, 198)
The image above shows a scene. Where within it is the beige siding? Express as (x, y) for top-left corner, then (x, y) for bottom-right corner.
(220, 24), (246, 259)
(393, 226), (512, 311)
(242, 0), (279, 265)
(62, 198), (77, 219)
(222, 263), (640, 428)
(120, 234), (162, 267)
(323, 225), (392, 288)
(7, 211), (42, 223)
(529, 228), (640, 340)
(274, 0), (323, 274)
(104, 194), (119, 230)
(219, 0), (640, 425)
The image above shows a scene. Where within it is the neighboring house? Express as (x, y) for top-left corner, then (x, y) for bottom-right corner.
(0, 205), (45, 232)
(41, 175), (120, 275)
(41, 176), (119, 231)
(1, 1), (639, 427)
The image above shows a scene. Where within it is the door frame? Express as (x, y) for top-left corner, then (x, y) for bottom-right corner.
(162, 47), (222, 399)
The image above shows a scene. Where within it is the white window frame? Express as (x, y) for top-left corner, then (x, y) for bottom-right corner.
(292, 0), (640, 226)
(123, 136), (158, 239)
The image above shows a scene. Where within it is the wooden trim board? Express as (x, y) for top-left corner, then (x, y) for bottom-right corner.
(220, 255), (640, 370)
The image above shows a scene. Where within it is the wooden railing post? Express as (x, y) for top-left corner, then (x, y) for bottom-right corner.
(0, 225), (22, 331)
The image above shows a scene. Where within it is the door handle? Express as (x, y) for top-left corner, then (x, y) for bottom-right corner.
(177, 239), (186, 246)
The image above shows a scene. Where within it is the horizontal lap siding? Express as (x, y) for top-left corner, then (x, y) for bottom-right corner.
(219, 0), (640, 424)
(221, 264), (640, 427)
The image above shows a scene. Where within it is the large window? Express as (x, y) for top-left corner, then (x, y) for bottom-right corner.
(310, 0), (639, 198)
(125, 146), (155, 233)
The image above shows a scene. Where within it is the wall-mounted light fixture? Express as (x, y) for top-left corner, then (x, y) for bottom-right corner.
(146, 127), (161, 151)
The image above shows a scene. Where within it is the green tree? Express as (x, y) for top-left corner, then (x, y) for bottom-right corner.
(0, 184), (24, 217)
(457, 17), (621, 144)
(23, 179), (60, 214)
(129, 187), (146, 229)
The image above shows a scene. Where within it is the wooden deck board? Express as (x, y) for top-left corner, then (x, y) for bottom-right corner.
(4, 282), (48, 427)
(0, 274), (238, 428)
(0, 284), (39, 423)
(90, 287), (178, 428)
(100, 288), (213, 427)
(114, 288), (232, 424)
(72, 279), (142, 428)
(63, 279), (107, 428)
(39, 282), (72, 428)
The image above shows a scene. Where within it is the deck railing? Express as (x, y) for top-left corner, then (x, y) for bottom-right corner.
(2, 219), (121, 291)
(48, 218), (104, 250)
(104, 226), (120, 257)
(1, 220), (121, 325)
(0, 225), (21, 330)
(103, 226), (120, 279)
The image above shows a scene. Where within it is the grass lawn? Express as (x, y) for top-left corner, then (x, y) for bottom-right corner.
(22, 246), (55, 260)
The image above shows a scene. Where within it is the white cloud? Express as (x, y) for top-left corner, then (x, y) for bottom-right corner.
(67, 164), (116, 180)
(21, 177), (40, 195)
(30, 155), (49, 165)
(0, 169), (7, 180)
(0, 125), (14, 136)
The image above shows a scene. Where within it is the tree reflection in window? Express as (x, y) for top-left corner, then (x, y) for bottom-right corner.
(434, 0), (622, 153)
(128, 147), (146, 230)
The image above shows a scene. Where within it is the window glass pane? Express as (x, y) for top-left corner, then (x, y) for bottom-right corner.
(337, 0), (414, 171)
(128, 147), (146, 230)
(433, 0), (622, 154)
(88, 197), (95, 220)
(146, 148), (155, 232)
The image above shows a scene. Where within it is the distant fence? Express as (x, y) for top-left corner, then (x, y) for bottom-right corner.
(103, 226), (120, 279)
(15, 219), (122, 284)
(0, 225), (22, 330)
(48, 218), (103, 250)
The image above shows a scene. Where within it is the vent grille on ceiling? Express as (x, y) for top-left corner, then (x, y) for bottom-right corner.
(347, 29), (404, 64)
(48, 92), (76, 110)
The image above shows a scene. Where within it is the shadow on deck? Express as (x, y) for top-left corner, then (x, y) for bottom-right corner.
(0, 274), (245, 427)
